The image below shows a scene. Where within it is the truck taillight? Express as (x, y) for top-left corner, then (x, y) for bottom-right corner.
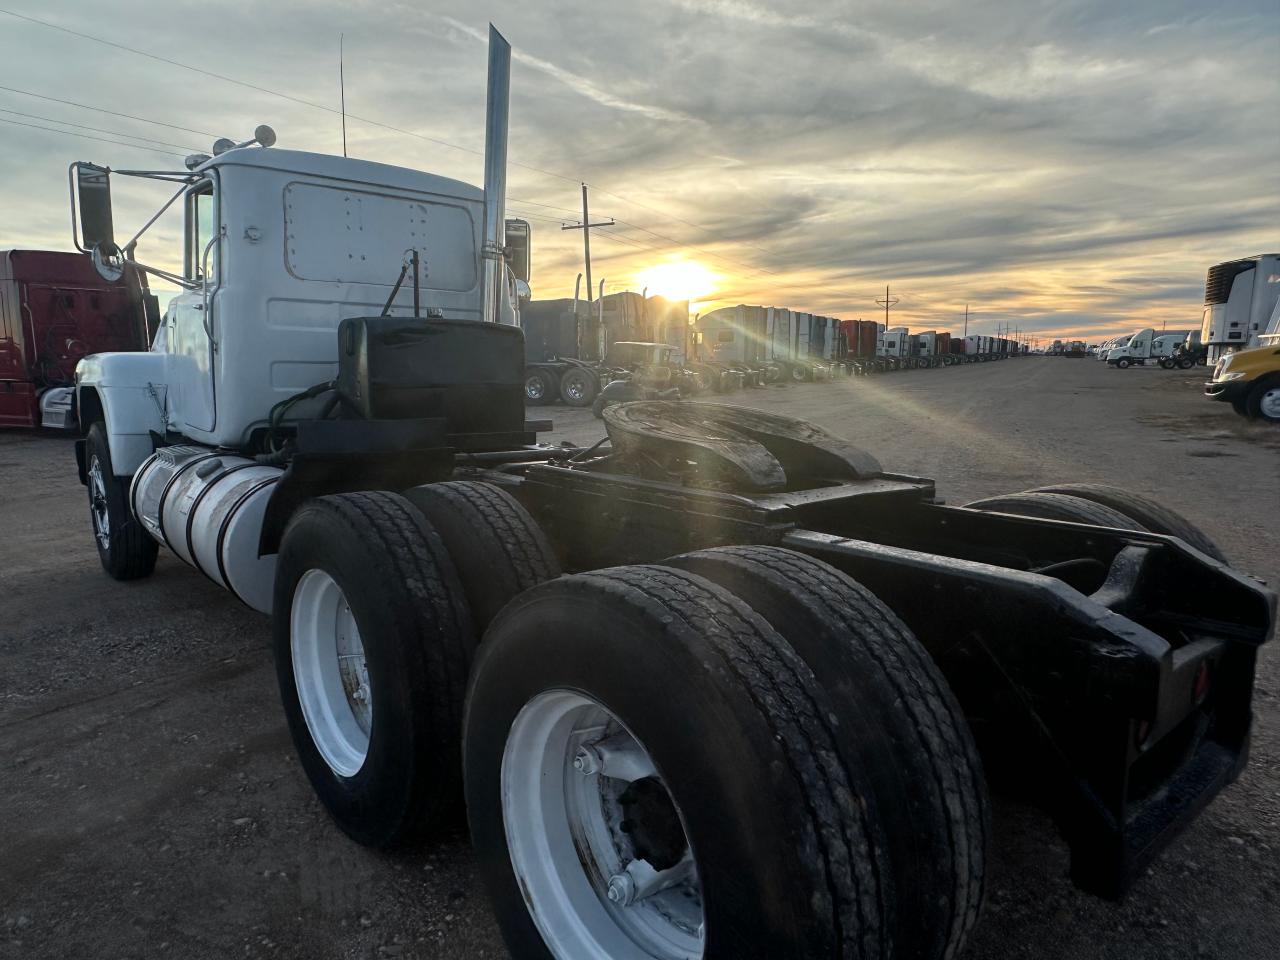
(1193, 662), (1211, 705)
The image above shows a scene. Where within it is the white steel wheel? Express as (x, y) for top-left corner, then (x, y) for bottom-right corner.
(290, 568), (372, 778)
(1258, 385), (1280, 421)
(87, 454), (111, 551)
(502, 690), (704, 960)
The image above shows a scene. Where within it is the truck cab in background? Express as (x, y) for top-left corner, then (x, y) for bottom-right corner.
(0, 249), (154, 428)
(879, 325), (909, 370)
(1107, 328), (1192, 368)
(1205, 302), (1280, 421)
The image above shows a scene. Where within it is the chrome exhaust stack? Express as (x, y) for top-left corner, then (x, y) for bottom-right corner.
(481, 24), (511, 324)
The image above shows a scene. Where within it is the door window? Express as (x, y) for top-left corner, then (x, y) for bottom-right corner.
(185, 185), (214, 282)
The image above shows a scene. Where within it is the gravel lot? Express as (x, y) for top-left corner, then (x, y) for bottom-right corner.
(2, 357), (1278, 960)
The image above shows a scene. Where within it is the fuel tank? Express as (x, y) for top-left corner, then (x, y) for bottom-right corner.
(129, 446), (282, 613)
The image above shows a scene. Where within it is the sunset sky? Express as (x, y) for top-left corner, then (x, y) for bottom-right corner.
(1, 0), (1276, 344)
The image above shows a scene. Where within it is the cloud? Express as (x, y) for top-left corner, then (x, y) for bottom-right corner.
(0, 0), (1275, 342)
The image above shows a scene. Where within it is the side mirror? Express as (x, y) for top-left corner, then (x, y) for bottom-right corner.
(505, 218), (531, 283)
(75, 163), (115, 251)
(91, 240), (127, 283)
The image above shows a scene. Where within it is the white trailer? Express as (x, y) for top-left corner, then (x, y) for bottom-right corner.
(1200, 253), (1280, 362)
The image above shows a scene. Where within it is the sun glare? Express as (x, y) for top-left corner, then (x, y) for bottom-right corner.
(634, 259), (718, 303)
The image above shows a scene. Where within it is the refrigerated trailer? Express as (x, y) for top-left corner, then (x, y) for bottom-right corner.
(1200, 253), (1280, 363)
(0, 249), (154, 428)
(65, 26), (1273, 960)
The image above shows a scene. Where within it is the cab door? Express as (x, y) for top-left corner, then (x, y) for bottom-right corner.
(169, 179), (219, 433)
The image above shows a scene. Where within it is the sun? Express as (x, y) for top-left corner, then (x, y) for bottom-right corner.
(634, 259), (718, 303)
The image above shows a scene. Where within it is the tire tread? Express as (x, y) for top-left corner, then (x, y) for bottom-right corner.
(580, 564), (888, 960)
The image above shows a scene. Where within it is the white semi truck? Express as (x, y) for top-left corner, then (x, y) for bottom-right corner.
(64, 26), (1274, 960)
(1106, 328), (1192, 368)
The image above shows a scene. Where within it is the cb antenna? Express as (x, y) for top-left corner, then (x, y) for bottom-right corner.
(339, 33), (348, 158)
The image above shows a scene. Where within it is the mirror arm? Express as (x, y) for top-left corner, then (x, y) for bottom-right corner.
(133, 260), (200, 290)
(123, 183), (189, 253)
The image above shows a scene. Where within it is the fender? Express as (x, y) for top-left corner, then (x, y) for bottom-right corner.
(76, 352), (170, 477)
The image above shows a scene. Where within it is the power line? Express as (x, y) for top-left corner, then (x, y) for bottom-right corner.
(0, 6), (572, 182)
(0, 83), (220, 137)
(0, 115), (187, 157)
(0, 107), (201, 152)
(592, 185), (773, 257)
(0, 6), (782, 280)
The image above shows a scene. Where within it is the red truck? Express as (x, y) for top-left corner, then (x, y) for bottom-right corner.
(838, 318), (882, 374)
(0, 249), (154, 429)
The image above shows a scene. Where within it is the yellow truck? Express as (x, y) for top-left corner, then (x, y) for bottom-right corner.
(1204, 338), (1280, 421)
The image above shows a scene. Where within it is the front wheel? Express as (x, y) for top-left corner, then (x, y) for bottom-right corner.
(1246, 375), (1280, 423)
(85, 422), (157, 580)
(1115, 358), (1131, 369)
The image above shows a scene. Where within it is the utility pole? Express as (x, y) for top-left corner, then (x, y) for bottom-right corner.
(561, 183), (614, 302)
(963, 304), (969, 337)
(876, 284), (899, 328)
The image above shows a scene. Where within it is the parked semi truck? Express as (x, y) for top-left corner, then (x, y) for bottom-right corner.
(66, 28), (1273, 960)
(838, 318), (881, 374)
(1204, 303), (1280, 421)
(1106, 328), (1192, 368)
(523, 289), (693, 406)
(1200, 253), (1280, 363)
(0, 249), (154, 429)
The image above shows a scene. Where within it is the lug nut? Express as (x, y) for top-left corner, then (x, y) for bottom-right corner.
(573, 745), (601, 776)
(606, 873), (634, 906)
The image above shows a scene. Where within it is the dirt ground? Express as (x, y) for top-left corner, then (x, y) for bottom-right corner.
(2, 357), (1278, 960)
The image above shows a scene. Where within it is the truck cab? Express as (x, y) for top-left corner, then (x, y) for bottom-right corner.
(71, 143), (525, 477)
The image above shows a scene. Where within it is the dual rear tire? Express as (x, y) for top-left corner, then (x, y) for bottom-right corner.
(272, 483), (558, 848)
(467, 552), (988, 960)
(272, 485), (989, 960)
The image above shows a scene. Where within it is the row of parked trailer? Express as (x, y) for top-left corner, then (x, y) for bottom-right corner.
(694, 305), (1023, 375)
(522, 294), (1024, 409)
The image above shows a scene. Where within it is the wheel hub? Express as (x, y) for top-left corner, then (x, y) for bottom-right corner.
(291, 569), (372, 777)
(87, 456), (110, 550)
(502, 690), (705, 960)
(1260, 387), (1280, 420)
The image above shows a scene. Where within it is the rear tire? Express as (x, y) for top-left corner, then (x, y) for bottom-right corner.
(524, 368), (556, 406)
(403, 481), (560, 631)
(666, 546), (988, 960)
(560, 367), (598, 407)
(465, 565), (891, 960)
(272, 491), (475, 848)
(964, 491), (1145, 529)
(1027, 482), (1227, 562)
(85, 422), (158, 580)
